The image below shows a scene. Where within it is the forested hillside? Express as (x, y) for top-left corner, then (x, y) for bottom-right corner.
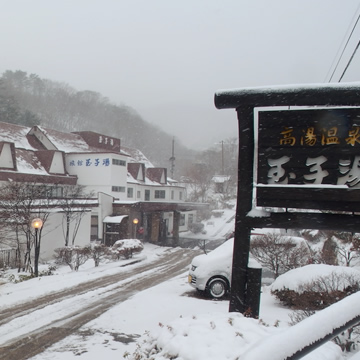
(0, 70), (196, 178)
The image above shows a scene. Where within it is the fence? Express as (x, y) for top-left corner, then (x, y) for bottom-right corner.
(0, 248), (16, 269)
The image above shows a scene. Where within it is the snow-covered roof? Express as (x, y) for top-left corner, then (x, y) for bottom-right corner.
(0, 122), (35, 150)
(0, 122), (174, 190)
(212, 175), (230, 183)
(15, 149), (48, 175)
(35, 126), (91, 152)
(103, 215), (128, 223)
(122, 145), (154, 167)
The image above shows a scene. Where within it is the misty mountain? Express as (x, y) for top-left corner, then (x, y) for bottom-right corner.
(0, 70), (197, 179)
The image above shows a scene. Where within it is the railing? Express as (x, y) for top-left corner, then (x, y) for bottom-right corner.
(241, 291), (360, 360)
(0, 248), (16, 268)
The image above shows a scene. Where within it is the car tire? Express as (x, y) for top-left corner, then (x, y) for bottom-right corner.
(206, 278), (228, 299)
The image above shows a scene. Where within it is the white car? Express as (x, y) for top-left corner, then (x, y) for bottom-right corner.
(188, 238), (262, 299)
(188, 238), (234, 299)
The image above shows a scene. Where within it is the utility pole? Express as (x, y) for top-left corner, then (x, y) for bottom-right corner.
(221, 140), (224, 175)
(169, 137), (175, 178)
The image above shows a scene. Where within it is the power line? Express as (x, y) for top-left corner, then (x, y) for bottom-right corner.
(339, 38), (360, 82)
(326, 4), (360, 82)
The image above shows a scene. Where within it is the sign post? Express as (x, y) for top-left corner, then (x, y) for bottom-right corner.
(215, 83), (360, 316)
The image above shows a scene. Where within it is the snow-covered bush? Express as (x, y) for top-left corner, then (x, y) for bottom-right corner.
(111, 239), (144, 260)
(128, 312), (341, 360)
(129, 312), (276, 360)
(188, 222), (204, 234)
(91, 243), (109, 267)
(54, 246), (92, 271)
(271, 264), (360, 310)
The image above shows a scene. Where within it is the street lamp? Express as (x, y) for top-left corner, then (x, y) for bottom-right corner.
(31, 218), (43, 230)
(133, 218), (139, 239)
(31, 218), (43, 277)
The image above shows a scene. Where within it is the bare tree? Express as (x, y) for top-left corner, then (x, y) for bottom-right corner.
(335, 232), (360, 266)
(56, 185), (94, 246)
(183, 162), (213, 203)
(0, 182), (52, 276)
(250, 232), (311, 278)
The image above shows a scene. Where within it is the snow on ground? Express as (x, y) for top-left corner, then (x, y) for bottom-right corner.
(181, 206), (236, 241)
(0, 242), (354, 360)
(1, 207), (359, 359)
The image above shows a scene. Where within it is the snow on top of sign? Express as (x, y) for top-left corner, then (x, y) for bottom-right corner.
(215, 81), (360, 97)
(247, 208), (271, 218)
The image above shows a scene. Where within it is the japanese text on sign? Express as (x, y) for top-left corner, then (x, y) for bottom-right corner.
(69, 158), (110, 167)
(257, 108), (360, 188)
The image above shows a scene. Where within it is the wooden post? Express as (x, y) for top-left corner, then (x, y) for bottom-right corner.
(229, 105), (255, 313)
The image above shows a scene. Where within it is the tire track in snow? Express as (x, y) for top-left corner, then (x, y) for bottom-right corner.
(0, 247), (200, 360)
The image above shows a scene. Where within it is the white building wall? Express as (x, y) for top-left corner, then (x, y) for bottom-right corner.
(39, 210), (91, 261)
(139, 185), (185, 203)
(65, 153), (128, 199)
(49, 151), (65, 174)
(96, 192), (115, 241)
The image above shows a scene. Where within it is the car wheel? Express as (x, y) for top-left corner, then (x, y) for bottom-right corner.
(206, 278), (228, 299)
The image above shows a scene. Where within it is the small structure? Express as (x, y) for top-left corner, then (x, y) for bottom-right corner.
(212, 175), (231, 193)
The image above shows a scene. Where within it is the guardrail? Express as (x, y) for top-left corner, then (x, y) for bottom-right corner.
(241, 291), (360, 360)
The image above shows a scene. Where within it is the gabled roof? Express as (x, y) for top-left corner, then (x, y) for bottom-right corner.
(146, 168), (167, 184)
(29, 126), (91, 152)
(127, 163), (145, 182)
(15, 148), (49, 175)
(35, 150), (66, 175)
(0, 122), (35, 150)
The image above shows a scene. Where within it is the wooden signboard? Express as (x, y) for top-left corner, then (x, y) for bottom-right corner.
(214, 83), (360, 316)
(256, 107), (360, 211)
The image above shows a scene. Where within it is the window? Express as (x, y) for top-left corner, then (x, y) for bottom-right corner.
(145, 190), (150, 201)
(155, 190), (166, 199)
(46, 186), (63, 198)
(188, 214), (194, 225)
(112, 158), (126, 166)
(112, 186), (126, 192)
(91, 216), (98, 241)
(179, 191), (183, 200)
(137, 190), (141, 198)
(127, 187), (134, 198)
(171, 190), (174, 200)
(180, 214), (186, 226)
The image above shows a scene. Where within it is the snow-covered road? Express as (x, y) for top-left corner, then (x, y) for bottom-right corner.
(0, 247), (200, 360)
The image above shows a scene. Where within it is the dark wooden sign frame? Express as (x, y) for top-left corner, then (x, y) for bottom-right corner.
(214, 83), (360, 315)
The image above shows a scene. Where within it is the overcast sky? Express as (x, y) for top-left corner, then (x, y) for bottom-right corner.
(1, 1), (360, 150)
